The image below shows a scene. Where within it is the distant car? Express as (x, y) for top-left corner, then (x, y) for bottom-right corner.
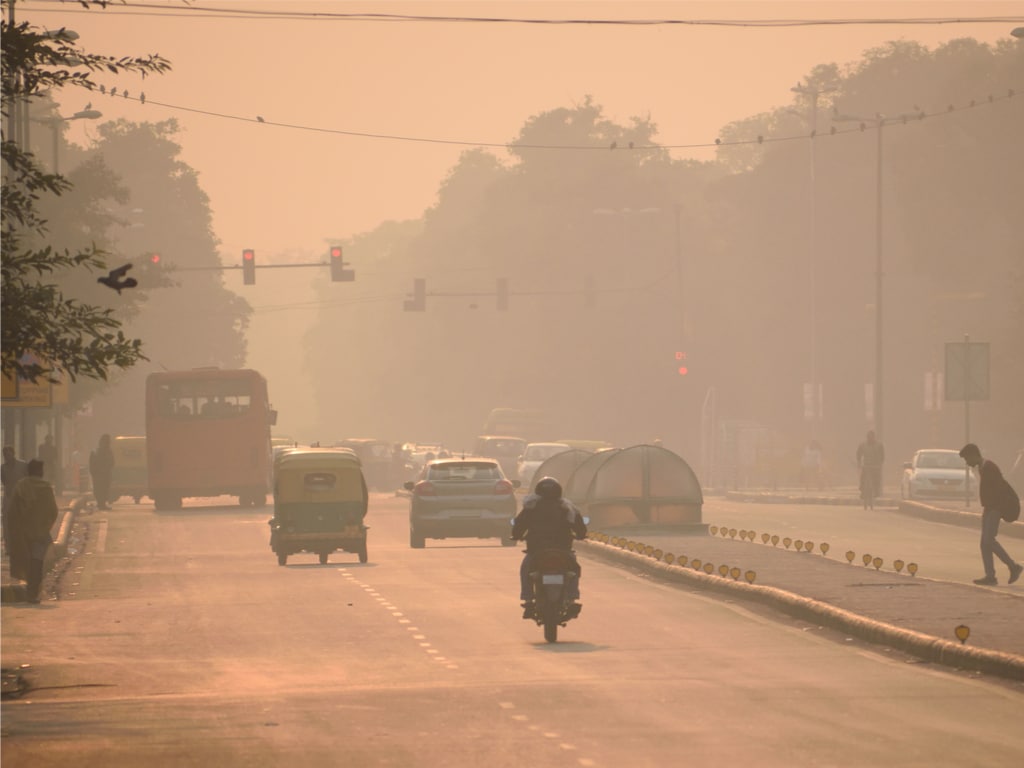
(334, 438), (393, 491)
(901, 449), (976, 500)
(404, 457), (519, 548)
(516, 442), (571, 490)
(473, 435), (528, 481)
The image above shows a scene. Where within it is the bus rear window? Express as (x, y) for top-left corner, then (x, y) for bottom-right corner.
(157, 380), (254, 419)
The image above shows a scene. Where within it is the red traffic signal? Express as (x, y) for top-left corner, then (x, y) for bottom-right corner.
(329, 245), (354, 282)
(675, 351), (688, 376)
(242, 248), (256, 285)
(150, 253), (161, 265)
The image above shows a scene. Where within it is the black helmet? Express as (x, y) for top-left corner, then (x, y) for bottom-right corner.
(534, 476), (563, 501)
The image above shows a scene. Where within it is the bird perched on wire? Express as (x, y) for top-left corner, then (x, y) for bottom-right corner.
(97, 263), (138, 294)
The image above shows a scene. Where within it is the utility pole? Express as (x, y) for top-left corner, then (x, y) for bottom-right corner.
(790, 81), (835, 437)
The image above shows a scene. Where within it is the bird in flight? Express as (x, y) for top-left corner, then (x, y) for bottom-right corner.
(97, 263), (138, 295)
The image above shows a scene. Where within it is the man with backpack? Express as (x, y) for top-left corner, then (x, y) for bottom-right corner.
(959, 443), (1022, 586)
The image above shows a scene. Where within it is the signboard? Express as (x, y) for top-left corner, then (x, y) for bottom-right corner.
(944, 341), (990, 401)
(0, 354), (53, 408)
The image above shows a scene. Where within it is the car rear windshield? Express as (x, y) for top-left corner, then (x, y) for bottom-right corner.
(918, 453), (966, 469)
(428, 463), (501, 481)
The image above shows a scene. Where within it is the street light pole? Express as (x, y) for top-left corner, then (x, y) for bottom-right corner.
(790, 82), (836, 436)
(834, 112), (887, 442)
(34, 109), (103, 174)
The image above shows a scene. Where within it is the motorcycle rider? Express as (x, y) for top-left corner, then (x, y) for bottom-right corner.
(511, 477), (587, 619)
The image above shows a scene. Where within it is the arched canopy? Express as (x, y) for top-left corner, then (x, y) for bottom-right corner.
(564, 449), (620, 504)
(530, 448), (596, 493)
(574, 444), (704, 527)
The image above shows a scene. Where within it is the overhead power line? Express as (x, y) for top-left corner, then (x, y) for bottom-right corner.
(100, 86), (1020, 152)
(19, 2), (1024, 27)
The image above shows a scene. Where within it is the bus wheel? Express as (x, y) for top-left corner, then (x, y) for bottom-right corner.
(238, 493), (250, 507)
(277, 552), (287, 566)
(318, 552), (328, 565)
(254, 494), (267, 507)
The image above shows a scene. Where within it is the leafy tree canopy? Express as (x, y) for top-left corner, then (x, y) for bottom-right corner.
(1, 2), (170, 384)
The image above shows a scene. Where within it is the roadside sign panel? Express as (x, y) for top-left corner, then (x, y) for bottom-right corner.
(944, 341), (990, 401)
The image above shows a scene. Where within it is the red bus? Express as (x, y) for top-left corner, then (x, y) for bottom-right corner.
(145, 368), (276, 509)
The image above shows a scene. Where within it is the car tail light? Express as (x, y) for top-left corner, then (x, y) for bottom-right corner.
(413, 481), (436, 497)
(494, 479), (515, 495)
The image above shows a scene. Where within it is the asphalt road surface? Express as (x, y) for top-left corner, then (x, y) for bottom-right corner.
(2, 493), (1022, 767)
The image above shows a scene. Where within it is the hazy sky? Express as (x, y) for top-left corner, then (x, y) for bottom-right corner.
(23, 1), (1023, 258)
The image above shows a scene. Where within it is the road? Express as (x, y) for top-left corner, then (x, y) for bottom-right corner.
(2, 494), (1023, 767)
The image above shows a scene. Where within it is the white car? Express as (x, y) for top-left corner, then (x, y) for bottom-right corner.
(516, 442), (571, 490)
(901, 449), (976, 500)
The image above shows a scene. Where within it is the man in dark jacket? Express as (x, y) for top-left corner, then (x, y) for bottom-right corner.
(511, 476), (587, 618)
(2, 446), (29, 579)
(8, 459), (59, 603)
(960, 443), (1022, 586)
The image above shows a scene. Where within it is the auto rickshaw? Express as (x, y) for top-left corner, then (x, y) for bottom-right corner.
(111, 435), (148, 504)
(269, 448), (369, 565)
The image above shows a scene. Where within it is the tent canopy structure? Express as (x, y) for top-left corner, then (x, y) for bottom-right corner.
(531, 448), (602, 493)
(564, 444), (704, 529)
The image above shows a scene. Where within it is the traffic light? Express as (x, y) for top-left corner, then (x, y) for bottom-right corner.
(242, 248), (255, 285)
(149, 253), (161, 265)
(496, 278), (509, 311)
(403, 278), (426, 311)
(329, 245), (354, 282)
(675, 351), (688, 376)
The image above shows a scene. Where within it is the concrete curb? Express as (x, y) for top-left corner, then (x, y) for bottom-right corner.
(896, 500), (1024, 539)
(577, 538), (1024, 682)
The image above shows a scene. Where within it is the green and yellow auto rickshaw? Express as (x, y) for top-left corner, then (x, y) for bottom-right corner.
(111, 435), (148, 504)
(269, 448), (369, 565)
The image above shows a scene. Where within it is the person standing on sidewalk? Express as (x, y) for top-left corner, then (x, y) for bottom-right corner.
(89, 434), (115, 510)
(959, 443), (1023, 586)
(2, 445), (30, 576)
(7, 459), (59, 603)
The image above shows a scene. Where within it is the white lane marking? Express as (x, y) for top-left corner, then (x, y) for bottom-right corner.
(559, 743), (577, 751)
(339, 576), (455, 670)
(499, 702), (515, 709)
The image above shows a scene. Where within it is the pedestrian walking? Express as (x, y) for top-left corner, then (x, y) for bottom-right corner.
(2, 445), (30, 574)
(7, 459), (59, 602)
(89, 434), (115, 510)
(856, 430), (885, 507)
(38, 433), (59, 489)
(959, 443), (1023, 586)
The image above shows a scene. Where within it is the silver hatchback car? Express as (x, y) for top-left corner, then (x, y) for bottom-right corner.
(405, 458), (519, 548)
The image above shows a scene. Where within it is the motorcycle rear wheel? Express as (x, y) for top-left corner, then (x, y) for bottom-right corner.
(542, 604), (559, 643)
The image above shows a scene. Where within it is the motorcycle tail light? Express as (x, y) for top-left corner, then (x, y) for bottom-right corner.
(413, 481), (436, 497)
(494, 480), (515, 495)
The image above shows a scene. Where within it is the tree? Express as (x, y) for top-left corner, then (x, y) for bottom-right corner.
(1, 3), (170, 383)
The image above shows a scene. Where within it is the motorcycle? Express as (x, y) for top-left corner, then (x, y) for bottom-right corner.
(525, 547), (583, 643)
